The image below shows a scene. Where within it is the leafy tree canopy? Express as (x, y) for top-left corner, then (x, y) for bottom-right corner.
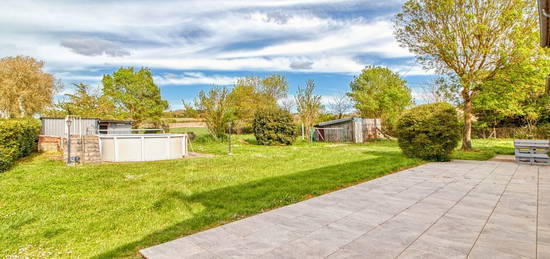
(395, 0), (539, 149)
(102, 67), (168, 127)
(194, 86), (234, 139)
(0, 56), (59, 118)
(347, 66), (412, 131)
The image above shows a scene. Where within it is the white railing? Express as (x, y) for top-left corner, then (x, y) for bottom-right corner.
(98, 128), (165, 135)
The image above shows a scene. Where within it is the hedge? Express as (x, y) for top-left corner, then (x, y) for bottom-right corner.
(0, 118), (41, 172)
(253, 108), (296, 145)
(396, 102), (461, 161)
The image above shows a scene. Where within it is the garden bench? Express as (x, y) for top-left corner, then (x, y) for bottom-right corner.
(514, 139), (550, 165)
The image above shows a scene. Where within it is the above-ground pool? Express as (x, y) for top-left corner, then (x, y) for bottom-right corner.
(99, 134), (188, 162)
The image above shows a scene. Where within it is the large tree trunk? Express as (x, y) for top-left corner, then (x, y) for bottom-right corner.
(462, 97), (473, 150)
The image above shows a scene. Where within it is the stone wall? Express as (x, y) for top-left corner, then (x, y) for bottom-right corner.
(63, 135), (101, 164)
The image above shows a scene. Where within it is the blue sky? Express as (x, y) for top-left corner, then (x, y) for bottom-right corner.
(0, 0), (436, 110)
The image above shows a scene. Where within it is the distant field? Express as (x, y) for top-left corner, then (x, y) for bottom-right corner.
(168, 127), (209, 136)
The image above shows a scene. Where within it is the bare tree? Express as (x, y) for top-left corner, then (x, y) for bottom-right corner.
(295, 80), (322, 141)
(327, 94), (353, 119)
(279, 98), (295, 112)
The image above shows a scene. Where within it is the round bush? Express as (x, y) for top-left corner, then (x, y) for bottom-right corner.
(252, 108), (296, 145)
(396, 102), (460, 161)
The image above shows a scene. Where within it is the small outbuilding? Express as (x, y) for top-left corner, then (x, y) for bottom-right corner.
(40, 117), (133, 137)
(313, 117), (382, 143)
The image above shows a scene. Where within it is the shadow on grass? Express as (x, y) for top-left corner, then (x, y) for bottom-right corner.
(92, 150), (421, 258)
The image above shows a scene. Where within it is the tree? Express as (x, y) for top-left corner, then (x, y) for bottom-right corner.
(102, 67), (168, 128)
(181, 100), (200, 118)
(327, 94), (354, 119)
(228, 78), (276, 133)
(395, 0), (539, 150)
(473, 54), (550, 133)
(259, 74), (288, 101)
(0, 56), (60, 118)
(44, 83), (118, 119)
(279, 98), (295, 112)
(195, 86), (234, 139)
(295, 80), (322, 140)
(420, 75), (462, 105)
(347, 66), (412, 132)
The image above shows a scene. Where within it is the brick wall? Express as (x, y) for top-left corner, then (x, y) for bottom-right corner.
(38, 136), (62, 152)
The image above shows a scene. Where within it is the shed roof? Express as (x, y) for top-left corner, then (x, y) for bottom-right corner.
(99, 120), (133, 124)
(40, 117), (132, 124)
(316, 117), (361, 127)
(539, 0), (550, 47)
(40, 117), (99, 120)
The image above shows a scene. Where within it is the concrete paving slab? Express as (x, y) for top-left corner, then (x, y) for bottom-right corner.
(140, 160), (548, 259)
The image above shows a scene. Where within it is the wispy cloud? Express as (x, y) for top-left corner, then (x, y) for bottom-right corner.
(153, 72), (239, 86)
(0, 0), (418, 74)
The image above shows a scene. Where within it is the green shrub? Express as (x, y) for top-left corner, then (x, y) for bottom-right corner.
(396, 102), (461, 161)
(0, 118), (40, 172)
(537, 123), (550, 139)
(253, 108), (296, 145)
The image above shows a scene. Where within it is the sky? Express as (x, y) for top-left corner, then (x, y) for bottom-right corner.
(0, 0), (436, 110)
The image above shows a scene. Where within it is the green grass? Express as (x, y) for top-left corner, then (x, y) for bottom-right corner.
(0, 137), (513, 258)
(167, 127), (209, 136)
(451, 138), (514, 160)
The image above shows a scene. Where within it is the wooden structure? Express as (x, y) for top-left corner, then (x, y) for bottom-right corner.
(514, 139), (550, 165)
(313, 117), (382, 143)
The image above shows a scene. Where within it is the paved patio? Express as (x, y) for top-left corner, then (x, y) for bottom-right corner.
(140, 160), (550, 258)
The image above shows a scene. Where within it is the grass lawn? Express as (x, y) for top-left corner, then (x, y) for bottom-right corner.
(451, 138), (514, 160)
(0, 137), (512, 258)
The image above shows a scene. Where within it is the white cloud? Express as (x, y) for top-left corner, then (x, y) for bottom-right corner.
(153, 72), (238, 86)
(0, 0), (416, 76)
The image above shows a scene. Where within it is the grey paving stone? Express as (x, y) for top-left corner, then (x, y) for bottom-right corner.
(139, 160), (547, 259)
(339, 236), (401, 259)
(398, 247), (452, 259)
(140, 238), (208, 259)
(538, 243), (550, 259)
(403, 234), (470, 258)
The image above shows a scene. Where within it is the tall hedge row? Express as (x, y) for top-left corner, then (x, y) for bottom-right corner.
(0, 118), (41, 172)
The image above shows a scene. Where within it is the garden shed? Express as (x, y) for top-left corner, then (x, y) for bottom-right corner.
(313, 117), (382, 143)
(40, 117), (133, 137)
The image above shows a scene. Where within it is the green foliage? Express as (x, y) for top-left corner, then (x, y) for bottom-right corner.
(0, 118), (40, 172)
(44, 83), (118, 119)
(195, 86), (234, 140)
(253, 108), (296, 145)
(348, 66), (412, 133)
(396, 103), (461, 161)
(537, 123), (550, 139)
(316, 113), (338, 124)
(473, 53), (550, 127)
(228, 75), (287, 133)
(102, 67), (168, 127)
(0, 56), (59, 118)
(394, 0), (540, 150)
